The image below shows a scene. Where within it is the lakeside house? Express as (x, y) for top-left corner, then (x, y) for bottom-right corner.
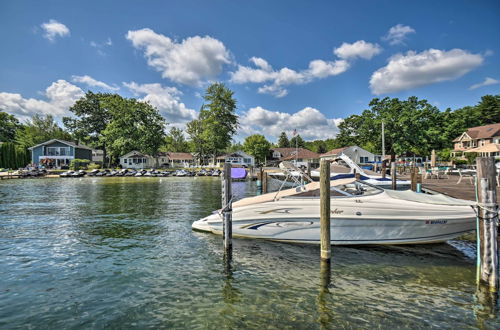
(29, 139), (93, 168)
(119, 151), (194, 169)
(271, 147), (320, 167)
(452, 123), (500, 158)
(320, 146), (381, 164)
(216, 151), (255, 167)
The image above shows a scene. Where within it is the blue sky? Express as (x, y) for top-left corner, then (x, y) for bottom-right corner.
(0, 0), (499, 141)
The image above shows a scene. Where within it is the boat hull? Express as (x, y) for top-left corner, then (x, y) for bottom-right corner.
(192, 193), (476, 245)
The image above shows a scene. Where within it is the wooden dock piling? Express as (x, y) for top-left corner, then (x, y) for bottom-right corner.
(476, 157), (498, 292)
(391, 162), (396, 190)
(410, 167), (417, 192)
(381, 161), (386, 179)
(320, 159), (331, 261)
(222, 163), (233, 255)
(262, 171), (268, 194)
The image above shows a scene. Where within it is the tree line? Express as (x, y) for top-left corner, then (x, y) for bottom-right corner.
(1, 86), (498, 169)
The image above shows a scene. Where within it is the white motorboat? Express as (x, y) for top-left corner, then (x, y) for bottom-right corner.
(192, 179), (476, 245)
(269, 155), (410, 188)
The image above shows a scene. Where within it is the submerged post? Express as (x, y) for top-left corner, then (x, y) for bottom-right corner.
(320, 159), (331, 261)
(476, 157), (498, 292)
(391, 161), (397, 190)
(222, 163), (232, 255)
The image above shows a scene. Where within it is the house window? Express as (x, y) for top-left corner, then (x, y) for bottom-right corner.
(244, 158), (251, 163)
(359, 156), (369, 163)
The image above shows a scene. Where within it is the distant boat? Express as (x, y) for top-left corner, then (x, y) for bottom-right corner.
(231, 167), (247, 180)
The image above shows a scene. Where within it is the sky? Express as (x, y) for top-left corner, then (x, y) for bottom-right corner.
(0, 0), (499, 142)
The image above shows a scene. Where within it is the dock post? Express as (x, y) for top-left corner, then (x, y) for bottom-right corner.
(410, 167), (417, 192)
(320, 159), (331, 261)
(476, 157), (498, 292)
(307, 162), (311, 178)
(262, 171), (268, 194)
(391, 162), (397, 190)
(222, 163), (233, 257)
(381, 161), (386, 178)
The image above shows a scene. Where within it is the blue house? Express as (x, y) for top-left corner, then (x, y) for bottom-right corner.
(28, 139), (93, 168)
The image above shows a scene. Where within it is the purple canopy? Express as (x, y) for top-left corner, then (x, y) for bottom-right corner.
(231, 167), (247, 180)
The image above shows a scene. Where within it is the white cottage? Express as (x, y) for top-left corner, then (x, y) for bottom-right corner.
(320, 146), (381, 164)
(216, 151), (255, 167)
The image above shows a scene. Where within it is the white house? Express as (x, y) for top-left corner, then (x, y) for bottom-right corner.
(216, 151), (255, 167)
(120, 151), (156, 169)
(164, 152), (194, 168)
(320, 146), (381, 164)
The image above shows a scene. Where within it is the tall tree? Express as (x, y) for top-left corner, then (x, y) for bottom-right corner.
(101, 96), (167, 166)
(277, 132), (290, 148)
(289, 134), (305, 148)
(0, 112), (21, 142)
(198, 83), (238, 163)
(63, 91), (113, 164)
(243, 134), (271, 164)
(476, 94), (500, 124)
(186, 118), (207, 164)
(163, 127), (189, 152)
(16, 114), (72, 149)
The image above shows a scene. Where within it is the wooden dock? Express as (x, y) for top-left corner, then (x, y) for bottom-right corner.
(399, 174), (500, 202)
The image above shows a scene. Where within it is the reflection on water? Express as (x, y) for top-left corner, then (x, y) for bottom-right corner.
(0, 177), (498, 328)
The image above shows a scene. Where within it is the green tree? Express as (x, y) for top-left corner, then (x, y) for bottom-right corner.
(186, 118), (207, 164)
(0, 112), (21, 142)
(289, 134), (305, 148)
(243, 134), (271, 164)
(16, 114), (72, 149)
(163, 127), (189, 152)
(277, 132), (290, 148)
(226, 141), (243, 153)
(63, 91), (113, 165)
(476, 94), (500, 124)
(101, 96), (167, 166)
(198, 83), (238, 163)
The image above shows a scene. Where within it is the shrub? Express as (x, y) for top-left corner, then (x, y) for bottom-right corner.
(70, 159), (91, 170)
(87, 162), (101, 170)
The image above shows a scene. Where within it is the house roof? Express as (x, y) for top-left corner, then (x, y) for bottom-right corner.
(272, 147), (319, 159)
(320, 147), (349, 158)
(216, 151), (253, 160)
(464, 143), (500, 153)
(28, 139), (93, 150)
(280, 148), (320, 160)
(166, 152), (193, 160)
(453, 123), (500, 142)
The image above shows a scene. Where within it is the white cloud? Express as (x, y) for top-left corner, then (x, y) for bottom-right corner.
(370, 49), (484, 94)
(231, 57), (350, 97)
(123, 81), (197, 124)
(383, 24), (416, 45)
(469, 77), (500, 90)
(40, 19), (70, 42)
(72, 75), (119, 91)
(231, 40), (377, 97)
(90, 38), (113, 56)
(334, 40), (382, 60)
(0, 80), (84, 121)
(239, 106), (341, 140)
(126, 28), (230, 86)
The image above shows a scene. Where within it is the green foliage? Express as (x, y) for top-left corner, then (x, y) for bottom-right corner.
(101, 95), (167, 165)
(226, 142), (243, 153)
(289, 134), (305, 148)
(69, 159), (90, 170)
(0, 112), (21, 142)
(464, 152), (477, 165)
(242, 134), (271, 163)
(0, 142), (30, 169)
(437, 148), (452, 161)
(163, 127), (189, 152)
(476, 95), (500, 124)
(15, 114), (72, 149)
(277, 132), (290, 148)
(63, 91), (113, 164)
(186, 83), (238, 163)
(87, 162), (101, 170)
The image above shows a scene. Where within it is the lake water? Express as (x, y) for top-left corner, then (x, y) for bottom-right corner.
(0, 177), (498, 329)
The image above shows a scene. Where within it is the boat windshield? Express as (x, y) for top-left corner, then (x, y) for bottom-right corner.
(286, 181), (383, 198)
